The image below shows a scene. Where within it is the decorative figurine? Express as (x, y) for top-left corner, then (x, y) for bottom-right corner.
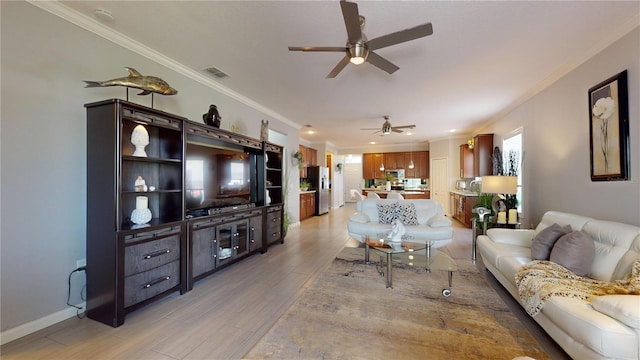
(83, 67), (177, 96)
(134, 176), (148, 192)
(260, 120), (269, 141)
(387, 219), (406, 242)
(131, 125), (149, 157)
(203, 104), (222, 128)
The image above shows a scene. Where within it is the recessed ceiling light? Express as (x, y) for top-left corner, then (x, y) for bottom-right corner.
(449, 129), (456, 133)
(307, 130), (315, 134)
(406, 132), (413, 136)
(370, 141), (376, 145)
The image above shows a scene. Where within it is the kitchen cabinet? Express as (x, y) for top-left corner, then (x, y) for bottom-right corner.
(384, 152), (406, 170)
(473, 134), (494, 177)
(298, 145), (318, 178)
(300, 191), (316, 221)
(460, 144), (474, 178)
(362, 153), (385, 179)
(404, 151), (429, 178)
(364, 151), (429, 179)
(450, 192), (478, 228)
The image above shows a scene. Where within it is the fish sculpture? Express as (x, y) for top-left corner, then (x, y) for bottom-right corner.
(83, 67), (177, 95)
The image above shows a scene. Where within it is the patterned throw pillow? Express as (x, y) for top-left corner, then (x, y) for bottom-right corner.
(376, 203), (397, 224)
(395, 203), (418, 225)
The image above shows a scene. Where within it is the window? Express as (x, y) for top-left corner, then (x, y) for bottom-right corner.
(503, 130), (523, 213)
(229, 162), (244, 185)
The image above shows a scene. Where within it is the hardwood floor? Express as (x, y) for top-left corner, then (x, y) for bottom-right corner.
(1, 205), (357, 360)
(2, 204), (567, 359)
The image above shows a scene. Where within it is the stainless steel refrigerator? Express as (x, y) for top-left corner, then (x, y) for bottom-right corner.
(307, 166), (330, 215)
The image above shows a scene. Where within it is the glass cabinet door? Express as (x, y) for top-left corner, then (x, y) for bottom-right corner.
(235, 221), (249, 258)
(216, 223), (234, 266)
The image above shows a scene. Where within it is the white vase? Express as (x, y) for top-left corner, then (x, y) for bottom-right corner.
(386, 181), (391, 191)
(131, 125), (149, 157)
(131, 208), (152, 225)
(265, 190), (271, 205)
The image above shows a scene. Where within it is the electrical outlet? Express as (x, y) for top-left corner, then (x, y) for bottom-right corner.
(76, 258), (86, 269)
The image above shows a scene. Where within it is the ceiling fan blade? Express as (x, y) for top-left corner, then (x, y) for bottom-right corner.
(288, 46), (347, 52)
(366, 52), (399, 75)
(326, 55), (351, 78)
(340, 1), (362, 44)
(367, 23), (433, 50)
(392, 125), (416, 129)
(392, 128), (404, 133)
(360, 127), (380, 130)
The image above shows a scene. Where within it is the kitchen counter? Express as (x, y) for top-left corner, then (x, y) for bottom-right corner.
(300, 190), (317, 194)
(449, 190), (479, 197)
(362, 188), (430, 199)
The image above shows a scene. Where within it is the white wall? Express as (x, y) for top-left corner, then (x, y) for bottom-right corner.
(0, 2), (301, 339)
(484, 28), (640, 227)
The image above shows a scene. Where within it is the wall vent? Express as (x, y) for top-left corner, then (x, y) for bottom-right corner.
(204, 67), (230, 79)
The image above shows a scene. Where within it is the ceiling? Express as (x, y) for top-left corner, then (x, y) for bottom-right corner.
(51, 1), (638, 149)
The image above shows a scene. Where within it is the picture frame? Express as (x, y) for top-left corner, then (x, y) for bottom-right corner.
(588, 70), (629, 181)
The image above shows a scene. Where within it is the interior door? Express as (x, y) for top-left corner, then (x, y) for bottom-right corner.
(344, 160), (363, 203)
(431, 157), (450, 215)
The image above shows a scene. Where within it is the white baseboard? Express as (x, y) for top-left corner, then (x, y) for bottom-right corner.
(0, 303), (85, 345)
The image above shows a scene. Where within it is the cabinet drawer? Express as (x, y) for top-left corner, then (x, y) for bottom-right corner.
(123, 225), (182, 244)
(267, 229), (282, 243)
(124, 260), (180, 307)
(124, 235), (180, 276)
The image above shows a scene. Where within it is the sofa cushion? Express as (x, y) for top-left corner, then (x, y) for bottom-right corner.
(550, 231), (595, 276)
(395, 203), (418, 225)
(349, 212), (370, 224)
(531, 223), (572, 260)
(376, 203), (397, 224)
(540, 296), (638, 359)
(591, 295), (640, 329)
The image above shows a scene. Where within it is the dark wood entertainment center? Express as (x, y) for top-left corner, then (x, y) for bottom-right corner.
(85, 99), (284, 327)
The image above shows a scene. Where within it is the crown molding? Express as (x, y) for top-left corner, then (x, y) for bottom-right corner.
(27, 0), (301, 131)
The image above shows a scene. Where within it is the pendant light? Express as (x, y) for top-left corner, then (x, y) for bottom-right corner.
(379, 153), (385, 171)
(408, 143), (415, 169)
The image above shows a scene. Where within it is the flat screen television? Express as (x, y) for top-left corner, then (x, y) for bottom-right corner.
(185, 138), (258, 216)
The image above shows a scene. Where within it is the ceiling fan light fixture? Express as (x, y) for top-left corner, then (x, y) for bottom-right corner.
(382, 119), (392, 135)
(348, 43), (368, 65)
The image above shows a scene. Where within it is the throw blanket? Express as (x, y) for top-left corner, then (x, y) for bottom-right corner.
(515, 259), (640, 316)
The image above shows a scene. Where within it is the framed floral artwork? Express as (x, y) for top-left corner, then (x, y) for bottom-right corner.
(588, 70), (629, 181)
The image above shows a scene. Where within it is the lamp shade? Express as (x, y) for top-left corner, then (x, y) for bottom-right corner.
(481, 176), (517, 194)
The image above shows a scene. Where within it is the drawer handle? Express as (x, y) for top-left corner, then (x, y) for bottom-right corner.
(144, 276), (171, 288)
(143, 249), (171, 259)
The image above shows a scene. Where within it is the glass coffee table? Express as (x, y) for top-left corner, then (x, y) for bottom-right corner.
(364, 234), (457, 296)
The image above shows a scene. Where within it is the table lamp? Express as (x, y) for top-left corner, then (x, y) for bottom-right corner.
(481, 176), (517, 223)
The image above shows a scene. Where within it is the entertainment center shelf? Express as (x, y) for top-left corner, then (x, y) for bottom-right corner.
(85, 99), (284, 327)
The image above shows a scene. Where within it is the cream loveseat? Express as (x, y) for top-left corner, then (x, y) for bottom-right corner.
(477, 211), (640, 359)
(347, 199), (453, 247)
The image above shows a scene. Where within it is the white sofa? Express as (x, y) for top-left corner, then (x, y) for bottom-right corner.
(477, 211), (640, 359)
(347, 199), (453, 247)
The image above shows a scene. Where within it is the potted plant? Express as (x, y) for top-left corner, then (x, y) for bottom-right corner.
(293, 151), (304, 170)
(300, 179), (311, 191)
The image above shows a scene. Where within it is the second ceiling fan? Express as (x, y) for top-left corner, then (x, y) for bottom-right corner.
(288, 0), (434, 78)
(362, 116), (416, 135)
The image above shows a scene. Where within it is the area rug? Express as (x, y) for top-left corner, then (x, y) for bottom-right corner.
(245, 247), (549, 360)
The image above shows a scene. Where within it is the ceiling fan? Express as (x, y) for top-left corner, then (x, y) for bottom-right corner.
(361, 116), (416, 135)
(288, 0), (433, 78)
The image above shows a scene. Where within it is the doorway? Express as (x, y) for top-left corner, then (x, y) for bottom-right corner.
(431, 157), (449, 215)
